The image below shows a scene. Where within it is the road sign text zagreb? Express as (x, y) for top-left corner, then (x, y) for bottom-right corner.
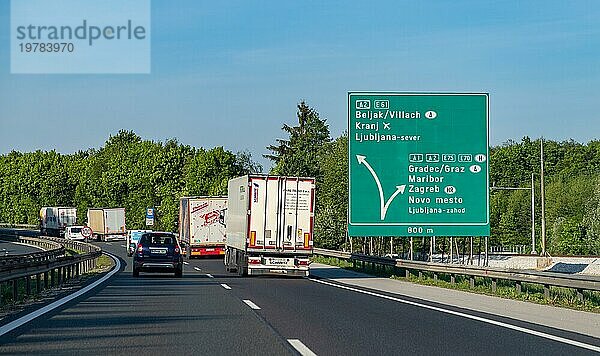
(348, 92), (490, 237)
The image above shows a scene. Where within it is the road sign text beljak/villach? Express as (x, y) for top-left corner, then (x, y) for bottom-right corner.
(348, 92), (490, 237)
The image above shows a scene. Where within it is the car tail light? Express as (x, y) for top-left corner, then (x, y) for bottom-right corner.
(137, 244), (143, 253)
(174, 246), (180, 254)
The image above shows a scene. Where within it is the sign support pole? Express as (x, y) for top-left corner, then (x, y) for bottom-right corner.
(540, 138), (547, 256)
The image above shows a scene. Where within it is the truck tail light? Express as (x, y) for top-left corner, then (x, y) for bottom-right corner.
(248, 257), (261, 265)
(296, 259), (310, 266)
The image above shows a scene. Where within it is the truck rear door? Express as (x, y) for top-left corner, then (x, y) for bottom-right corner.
(248, 177), (314, 252)
(189, 198), (227, 245)
(105, 209), (126, 234)
(207, 199), (227, 245)
(59, 208), (77, 228)
(189, 199), (209, 245)
(282, 178), (314, 252)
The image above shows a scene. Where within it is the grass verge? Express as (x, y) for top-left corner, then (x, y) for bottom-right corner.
(311, 255), (600, 313)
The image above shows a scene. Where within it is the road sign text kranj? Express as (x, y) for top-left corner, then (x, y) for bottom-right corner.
(348, 92), (490, 237)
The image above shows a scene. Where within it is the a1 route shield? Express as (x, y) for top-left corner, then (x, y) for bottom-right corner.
(348, 92), (489, 237)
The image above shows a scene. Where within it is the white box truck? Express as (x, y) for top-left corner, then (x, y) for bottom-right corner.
(224, 175), (315, 277)
(87, 208), (126, 241)
(39, 207), (77, 237)
(179, 196), (227, 258)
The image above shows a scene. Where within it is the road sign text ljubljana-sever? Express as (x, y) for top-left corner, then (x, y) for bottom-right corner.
(348, 92), (490, 237)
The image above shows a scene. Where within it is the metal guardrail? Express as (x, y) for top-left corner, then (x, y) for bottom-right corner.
(0, 232), (103, 306)
(0, 237), (65, 268)
(489, 244), (530, 255)
(0, 223), (38, 229)
(313, 248), (600, 301)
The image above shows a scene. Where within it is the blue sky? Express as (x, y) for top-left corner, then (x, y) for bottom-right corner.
(1, 0), (599, 169)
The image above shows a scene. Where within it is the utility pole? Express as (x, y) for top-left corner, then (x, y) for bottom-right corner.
(540, 138), (546, 256)
(531, 173), (536, 255)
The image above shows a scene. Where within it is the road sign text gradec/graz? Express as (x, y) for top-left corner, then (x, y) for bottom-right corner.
(348, 92), (490, 237)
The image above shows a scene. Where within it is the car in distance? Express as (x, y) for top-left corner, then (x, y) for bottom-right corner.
(64, 226), (85, 241)
(127, 229), (152, 257)
(133, 232), (183, 278)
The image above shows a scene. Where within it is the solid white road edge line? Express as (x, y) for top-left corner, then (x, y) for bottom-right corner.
(243, 299), (261, 310)
(309, 278), (600, 353)
(220, 283), (231, 290)
(288, 339), (317, 356)
(0, 252), (121, 337)
(206, 273), (214, 278)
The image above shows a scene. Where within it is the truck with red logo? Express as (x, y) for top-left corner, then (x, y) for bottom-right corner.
(224, 175), (315, 277)
(178, 196), (227, 258)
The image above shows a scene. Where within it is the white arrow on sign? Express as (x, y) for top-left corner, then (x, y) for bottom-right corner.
(356, 155), (406, 220)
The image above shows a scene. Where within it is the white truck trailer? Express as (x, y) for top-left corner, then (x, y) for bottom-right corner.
(87, 208), (126, 241)
(39, 207), (77, 237)
(224, 175), (315, 277)
(179, 196), (227, 258)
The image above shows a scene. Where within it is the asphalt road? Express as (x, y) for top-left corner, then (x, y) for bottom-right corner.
(1, 242), (598, 355)
(0, 240), (43, 256)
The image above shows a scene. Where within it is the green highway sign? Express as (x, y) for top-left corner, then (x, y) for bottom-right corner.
(348, 92), (490, 237)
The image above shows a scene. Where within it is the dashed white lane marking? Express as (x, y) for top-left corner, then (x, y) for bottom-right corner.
(243, 299), (261, 310)
(288, 339), (317, 356)
(183, 261), (189, 265)
(309, 278), (600, 353)
(0, 252), (121, 337)
(220, 283), (231, 290)
(120, 244), (126, 248)
(194, 267), (201, 271)
(206, 273), (214, 278)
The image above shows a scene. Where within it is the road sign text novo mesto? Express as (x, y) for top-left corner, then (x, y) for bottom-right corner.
(348, 92), (490, 237)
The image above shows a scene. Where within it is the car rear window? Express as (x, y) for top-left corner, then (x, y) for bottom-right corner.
(140, 234), (176, 246)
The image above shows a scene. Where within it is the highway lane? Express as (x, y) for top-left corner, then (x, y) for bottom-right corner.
(185, 258), (599, 356)
(0, 242), (294, 355)
(0, 240), (43, 256)
(1, 241), (598, 355)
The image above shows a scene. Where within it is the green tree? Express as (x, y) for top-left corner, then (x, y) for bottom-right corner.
(265, 101), (331, 177)
(314, 134), (348, 249)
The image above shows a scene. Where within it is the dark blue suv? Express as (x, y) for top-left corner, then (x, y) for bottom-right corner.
(133, 232), (183, 277)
